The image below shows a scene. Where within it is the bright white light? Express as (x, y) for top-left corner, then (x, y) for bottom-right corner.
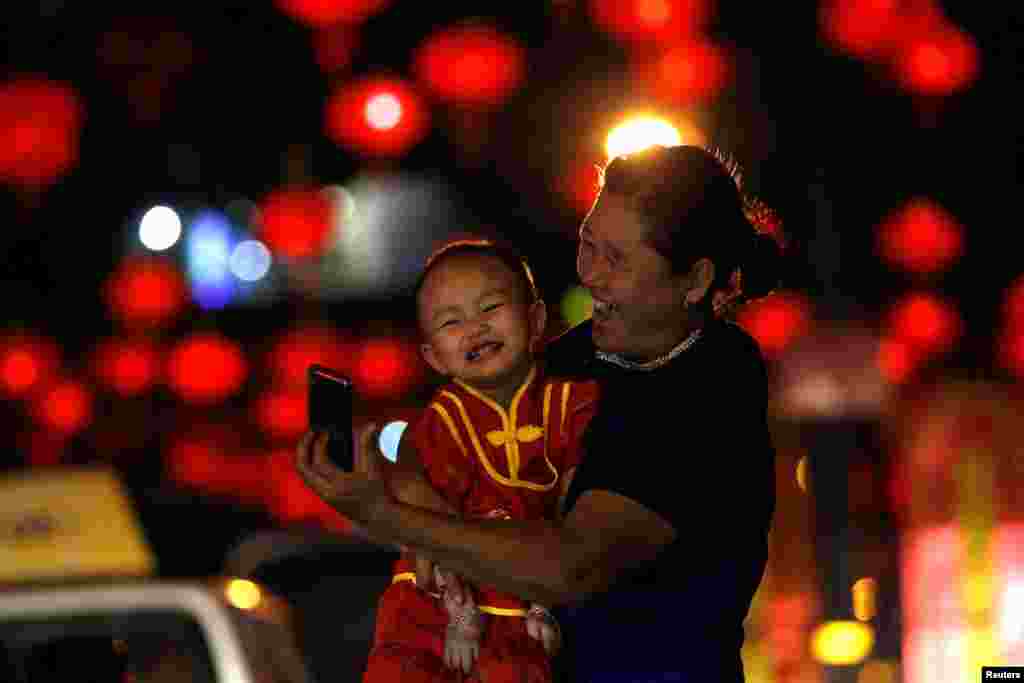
(229, 240), (272, 282)
(605, 116), (682, 160)
(366, 94), (402, 130)
(378, 420), (408, 462)
(139, 206), (182, 251)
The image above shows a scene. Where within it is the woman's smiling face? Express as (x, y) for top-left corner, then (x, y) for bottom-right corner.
(577, 191), (698, 359)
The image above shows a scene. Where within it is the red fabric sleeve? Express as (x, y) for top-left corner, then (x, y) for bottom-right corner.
(408, 404), (474, 510)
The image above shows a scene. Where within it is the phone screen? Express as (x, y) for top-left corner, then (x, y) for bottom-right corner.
(307, 364), (354, 470)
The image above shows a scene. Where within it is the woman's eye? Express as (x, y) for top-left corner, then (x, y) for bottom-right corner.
(483, 303), (503, 312)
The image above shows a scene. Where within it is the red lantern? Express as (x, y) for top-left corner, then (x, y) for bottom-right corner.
(413, 24), (526, 108)
(104, 257), (188, 329)
(736, 291), (813, 358)
(352, 337), (424, 399)
(31, 378), (94, 435)
(274, 0), (389, 28)
(589, 0), (713, 46)
(256, 187), (334, 260)
(877, 335), (924, 384)
(91, 338), (161, 396)
(324, 76), (430, 158)
(818, 0), (911, 60)
(167, 333), (248, 405)
(877, 198), (963, 275)
(887, 292), (961, 356)
(636, 38), (731, 104)
(265, 449), (351, 531)
(892, 21), (980, 96)
(0, 333), (60, 397)
(0, 77), (83, 190)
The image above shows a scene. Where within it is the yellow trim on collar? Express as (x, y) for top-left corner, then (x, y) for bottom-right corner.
(447, 367), (557, 491)
(560, 382), (572, 438)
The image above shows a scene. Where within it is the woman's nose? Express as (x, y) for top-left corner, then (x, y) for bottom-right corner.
(578, 249), (603, 288)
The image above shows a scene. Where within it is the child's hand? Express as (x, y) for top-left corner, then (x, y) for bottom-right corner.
(526, 604), (561, 656)
(438, 569), (487, 674)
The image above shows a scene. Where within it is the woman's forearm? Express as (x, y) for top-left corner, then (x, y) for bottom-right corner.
(356, 496), (575, 605)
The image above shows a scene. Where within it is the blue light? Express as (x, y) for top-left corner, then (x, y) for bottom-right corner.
(186, 210), (235, 310)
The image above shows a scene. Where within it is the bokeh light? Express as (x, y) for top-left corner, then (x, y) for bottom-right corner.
(266, 325), (353, 388)
(560, 286), (594, 328)
(893, 22), (980, 96)
(818, 0), (913, 60)
(736, 291), (813, 358)
(589, 0), (713, 46)
(31, 378), (94, 435)
(413, 24), (526, 108)
(255, 187), (333, 262)
(636, 38), (732, 104)
(229, 240), (273, 282)
(90, 338), (161, 397)
(139, 205), (183, 252)
(103, 257), (188, 330)
(273, 0), (390, 28)
(225, 579), (262, 610)
(811, 620), (875, 666)
(605, 116), (683, 160)
(252, 387), (307, 441)
(0, 77), (83, 190)
(167, 333), (248, 405)
(0, 333), (60, 397)
(186, 210), (236, 310)
(351, 337), (424, 399)
(325, 76), (430, 158)
(886, 292), (961, 356)
(877, 197), (962, 275)
(853, 577), (879, 621)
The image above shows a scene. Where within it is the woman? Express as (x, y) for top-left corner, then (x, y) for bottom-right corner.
(297, 144), (781, 681)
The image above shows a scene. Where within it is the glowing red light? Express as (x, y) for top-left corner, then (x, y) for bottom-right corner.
(637, 38), (731, 104)
(274, 0), (389, 28)
(736, 291), (813, 358)
(104, 257), (187, 329)
(167, 333), (248, 405)
(91, 338), (161, 396)
(819, 0), (911, 59)
(557, 160), (603, 218)
(589, 0), (713, 46)
(252, 387), (308, 441)
(267, 325), (352, 388)
(877, 197), (963, 274)
(32, 379), (93, 434)
(887, 292), (960, 355)
(877, 335), (922, 384)
(0, 334), (60, 396)
(352, 337), (424, 399)
(893, 23), (980, 96)
(324, 76), (430, 158)
(0, 78), (83, 190)
(256, 187), (334, 261)
(413, 24), (526, 108)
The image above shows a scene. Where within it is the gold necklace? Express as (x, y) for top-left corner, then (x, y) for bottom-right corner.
(595, 327), (703, 372)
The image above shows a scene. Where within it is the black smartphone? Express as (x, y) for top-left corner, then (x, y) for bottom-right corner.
(307, 364), (354, 470)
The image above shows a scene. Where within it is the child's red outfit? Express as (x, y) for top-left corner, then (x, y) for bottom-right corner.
(363, 365), (598, 683)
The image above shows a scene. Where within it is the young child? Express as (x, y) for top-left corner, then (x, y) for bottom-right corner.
(362, 240), (598, 683)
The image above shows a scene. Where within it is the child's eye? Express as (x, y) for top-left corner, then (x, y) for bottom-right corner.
(439, 319), (458, 329)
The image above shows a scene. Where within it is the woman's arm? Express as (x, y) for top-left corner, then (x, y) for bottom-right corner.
(355, 486), (676, 606)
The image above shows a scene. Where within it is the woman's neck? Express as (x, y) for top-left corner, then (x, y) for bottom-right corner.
(627, 311), (706, 363)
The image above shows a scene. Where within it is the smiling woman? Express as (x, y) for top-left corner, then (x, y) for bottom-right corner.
(294, 146), (782, 683)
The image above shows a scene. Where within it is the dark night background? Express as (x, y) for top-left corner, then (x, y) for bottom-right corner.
(1, 2), (1021, 680)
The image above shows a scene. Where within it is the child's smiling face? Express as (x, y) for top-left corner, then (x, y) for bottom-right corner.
(417, 252), (546, 395)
